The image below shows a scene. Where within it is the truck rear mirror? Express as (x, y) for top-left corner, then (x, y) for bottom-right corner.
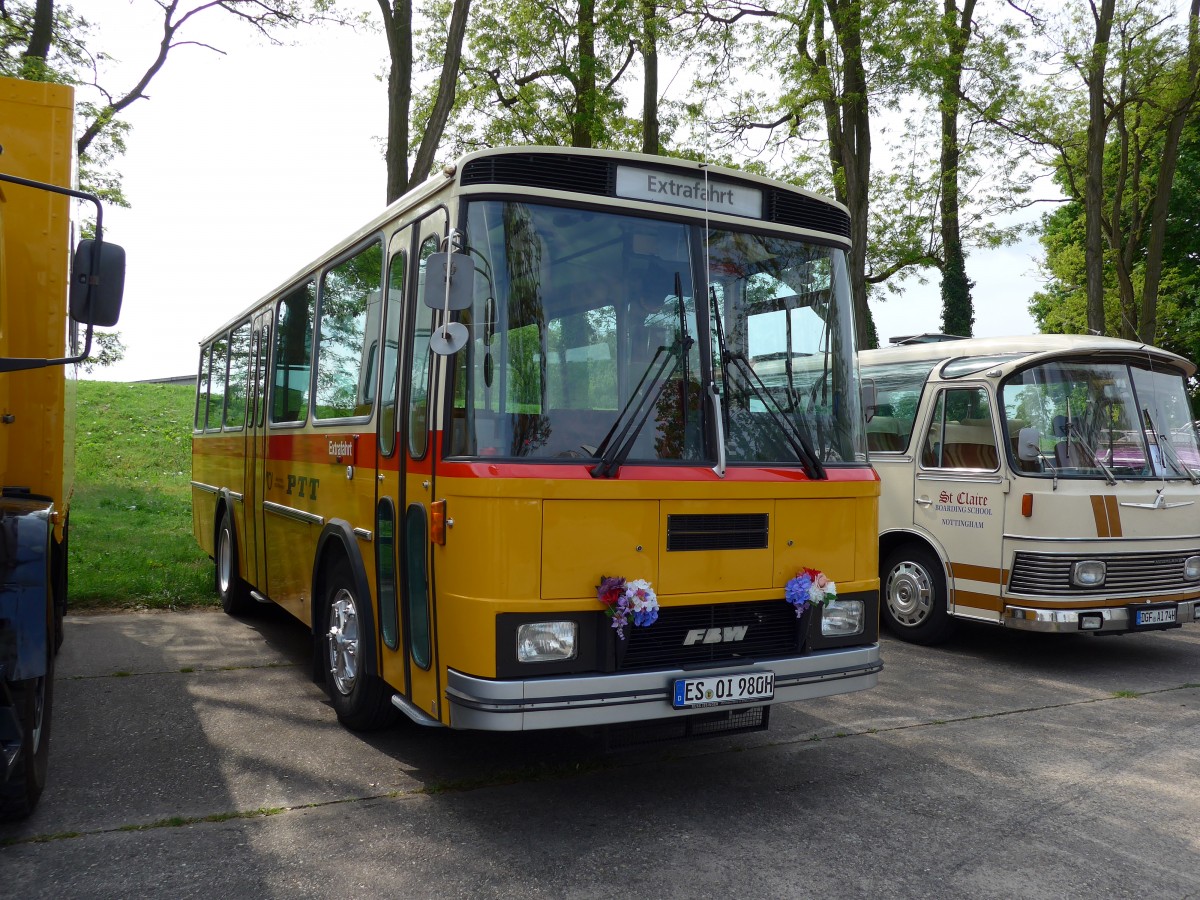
(69, 239), (125, 327)
(1017, 427), (1042, 462)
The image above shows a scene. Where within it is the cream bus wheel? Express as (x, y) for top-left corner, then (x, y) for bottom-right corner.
(881, 545), (955, 645)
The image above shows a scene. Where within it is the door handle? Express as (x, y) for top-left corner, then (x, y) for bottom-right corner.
(915, 497), (933, 507)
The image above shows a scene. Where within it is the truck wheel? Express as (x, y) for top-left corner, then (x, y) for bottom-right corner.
(881, 544), (956, 645)
(322, 560), (396, 732)
(0, 655), (53, 820)
(216, 508), (253, 616)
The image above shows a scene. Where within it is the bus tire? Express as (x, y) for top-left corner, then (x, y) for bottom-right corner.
(0, 654), (53, 820)
(216, 508), (253, 617)
(322, 560), (397, 732)
(881, 544), (956, 645)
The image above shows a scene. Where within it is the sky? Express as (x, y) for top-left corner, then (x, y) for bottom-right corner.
(86, 0), (1042, 383)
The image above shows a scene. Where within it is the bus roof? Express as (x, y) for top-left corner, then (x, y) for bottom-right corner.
(859, 333), (1196, 378)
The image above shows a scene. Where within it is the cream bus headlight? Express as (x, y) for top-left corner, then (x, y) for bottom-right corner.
(516, 622), (578, 662)
(820, 599), (865, 637)
(1071, 560), (1106, 587)
(1184, 556), (1200, 581)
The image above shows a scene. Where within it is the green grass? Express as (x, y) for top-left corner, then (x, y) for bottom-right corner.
(68, 380), (216, 610)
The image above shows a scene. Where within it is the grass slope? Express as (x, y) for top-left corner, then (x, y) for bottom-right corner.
(69, 380), (215, 610)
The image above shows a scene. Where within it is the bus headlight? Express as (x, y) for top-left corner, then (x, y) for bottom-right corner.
(516, 622), (578, 662)
(1185, 556), (1200, 581)
(820, 599), (865, 637)
(1071, 560), (1106, 587)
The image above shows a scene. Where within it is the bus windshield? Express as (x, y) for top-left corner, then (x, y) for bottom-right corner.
(1001, 358), (1200, 479)
(452, 199), (865, 467)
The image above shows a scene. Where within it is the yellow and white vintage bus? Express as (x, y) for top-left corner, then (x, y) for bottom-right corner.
(191, 147), (881, 738)
(860, 334), (1200, 644)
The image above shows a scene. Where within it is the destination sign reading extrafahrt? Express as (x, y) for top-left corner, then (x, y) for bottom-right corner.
(615, 166), (763, 218)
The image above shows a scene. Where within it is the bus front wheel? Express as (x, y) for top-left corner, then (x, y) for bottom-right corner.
(322, 561), (397, 732)
(881, 545), (956, 645)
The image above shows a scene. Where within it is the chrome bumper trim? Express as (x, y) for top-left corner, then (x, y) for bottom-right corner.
(1003, 600), (1199, 634)
(444, 644), (882, 731)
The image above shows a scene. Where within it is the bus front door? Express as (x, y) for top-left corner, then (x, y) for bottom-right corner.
(914, 386), (1007, 623)
(377, 218), (444, 725)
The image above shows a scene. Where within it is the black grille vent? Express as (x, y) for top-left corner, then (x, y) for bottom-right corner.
(765, 190), (851, 238)
(667, 513), (769, 552)
(460, 153), (614, 196)
(461, 153), (850, 238)
(620, 600), (800, 671)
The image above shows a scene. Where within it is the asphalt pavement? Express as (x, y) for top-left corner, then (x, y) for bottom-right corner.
(1, 607), (1198, 899)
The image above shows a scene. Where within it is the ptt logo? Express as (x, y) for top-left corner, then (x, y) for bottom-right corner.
(939, 491), (952, 503)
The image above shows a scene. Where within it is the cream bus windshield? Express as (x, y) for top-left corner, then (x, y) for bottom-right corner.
(1002, 360), (1200, 479)
(449, 200), (864, 466)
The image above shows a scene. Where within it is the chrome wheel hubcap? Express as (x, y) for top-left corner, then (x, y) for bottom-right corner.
(886, 560), (934, 627)
(218, 526), (233, 595)
(327, 589), (359, 696)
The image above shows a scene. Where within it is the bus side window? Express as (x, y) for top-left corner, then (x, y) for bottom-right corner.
(315, 241), (383, 420)
(379, 249), (406, 457)
(194, 344), (211, 431)
(207, 334), (229, 432)
(271, 281), (315, 424)
(922, 387), (998, 470)
(409, 236), (438, 459)
(225, 322), (252, 430)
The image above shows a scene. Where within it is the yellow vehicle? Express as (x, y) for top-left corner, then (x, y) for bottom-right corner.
(0, 75), (125, 818)
(191, 147), (880, 737)
(860, 334), (1200, 644)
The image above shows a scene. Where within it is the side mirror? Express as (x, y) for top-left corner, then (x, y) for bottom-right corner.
(860, 378), (877, 423)
(422, 251), (475, 312)
(70, 239), (125, 327)
(1017, 427), (1043, 462)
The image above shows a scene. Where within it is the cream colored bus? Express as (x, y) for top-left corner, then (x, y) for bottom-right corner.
(859, 334), (1200, 644)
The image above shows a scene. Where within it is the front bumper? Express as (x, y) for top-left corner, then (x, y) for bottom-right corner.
(1003, 599), (1200, 634)
(444, 643), (882, 731)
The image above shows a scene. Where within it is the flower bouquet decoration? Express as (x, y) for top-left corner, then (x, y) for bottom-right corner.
(597, 576), (659, 640)
(785, 567), (837, 618)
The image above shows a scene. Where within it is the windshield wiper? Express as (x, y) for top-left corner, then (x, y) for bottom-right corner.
(709, 287), (825, 480)
(1063, 418), (1117, 485)
(591, 335), (690, 479)
(1144, 410), (1200, 484)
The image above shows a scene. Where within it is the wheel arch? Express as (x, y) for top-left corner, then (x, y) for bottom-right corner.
(310, 520), (374, 682)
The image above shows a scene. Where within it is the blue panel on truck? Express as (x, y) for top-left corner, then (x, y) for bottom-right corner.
(0, 498), (52, 682)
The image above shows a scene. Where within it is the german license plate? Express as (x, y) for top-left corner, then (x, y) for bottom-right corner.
(1131, 604), (1179, 629)
(672, 671), (774, 709)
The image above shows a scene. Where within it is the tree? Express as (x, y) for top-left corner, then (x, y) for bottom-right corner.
(2, 0), (334, 204)
(441, 0), (644, 152)
(380, 0), (472, 202)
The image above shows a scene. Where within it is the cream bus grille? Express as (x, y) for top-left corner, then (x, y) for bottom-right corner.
(1009, 550), (1200, 595)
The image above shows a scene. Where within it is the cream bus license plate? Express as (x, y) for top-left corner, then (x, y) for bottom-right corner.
(672, 671), (774, 709)
(1132, 604), (1178, 629)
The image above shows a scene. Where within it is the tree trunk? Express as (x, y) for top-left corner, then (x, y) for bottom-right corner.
(21, 0), (54, 76)
(939, 0), (975, 338)
(1084, 0), (1116, 336)
(819, 0), (874, 349)
(381, 0), (413, 205)
(641, 0), (660, 155)
(409, 0), (472, 191)
(573, 0), (597, 147)
(1140, 0), (1200, 343)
